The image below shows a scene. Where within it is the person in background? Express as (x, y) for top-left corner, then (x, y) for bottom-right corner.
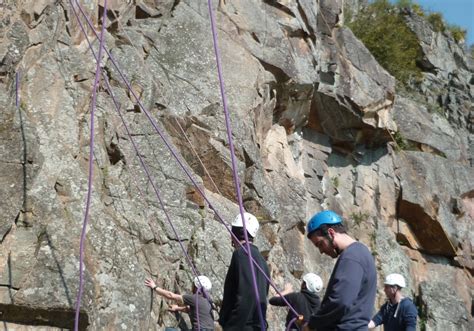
(303, 210), (377, 331)
(218, 212), (270, 330)
(145, 275), (215, 331)
(368, 273), (417, 331)
(269, 273), (322, 330)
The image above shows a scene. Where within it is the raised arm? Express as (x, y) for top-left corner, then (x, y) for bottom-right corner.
(169, 304), (190, 313)
(145, 278), (184, 305)
(269, 283), (294, 306)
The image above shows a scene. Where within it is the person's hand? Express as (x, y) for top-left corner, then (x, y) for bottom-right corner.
(284, 282), (293, 292)
(169, 304), (180, 312)
(295, 315), (305, 328)
(368, 320), (376, 329)
(278, 282), (293, 296)
(145, 278), (157, 289)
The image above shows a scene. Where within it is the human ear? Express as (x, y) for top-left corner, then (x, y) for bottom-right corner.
(327, 227), (336, 240)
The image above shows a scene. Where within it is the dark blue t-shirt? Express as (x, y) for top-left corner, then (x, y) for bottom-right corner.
(308, 241), (377, 330)
(372, 298), (418, 331)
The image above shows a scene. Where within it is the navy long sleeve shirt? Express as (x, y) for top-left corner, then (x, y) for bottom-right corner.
(308, 242), (377, 330)
(372, 298), (418, 331)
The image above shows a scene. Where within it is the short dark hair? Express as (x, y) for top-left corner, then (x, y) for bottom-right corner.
(385, 284), (402, 291)
(231, 226), (254, 242)
(312, 223), (347, 237)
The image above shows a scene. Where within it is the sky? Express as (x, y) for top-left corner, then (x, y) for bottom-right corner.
(392, 0), (474, 45)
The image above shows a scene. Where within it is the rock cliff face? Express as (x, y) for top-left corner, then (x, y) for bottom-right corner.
(0, 0), (472, 330)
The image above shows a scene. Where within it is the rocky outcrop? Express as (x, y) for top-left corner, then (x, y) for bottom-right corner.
(0, 0), (472, 330)
(395, 152), (473, 260)
(416, 263), (472, 331)
(392, 96), (469, 161)
(403, 9), (474, 167)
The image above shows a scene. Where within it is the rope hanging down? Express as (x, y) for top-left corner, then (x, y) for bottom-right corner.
(71, 0), (300, 322)
(73, 0), (107, 330)
(107, 6), (224, 197)
(73, 0), (299, 317)
(69, 4), (210, 330)
(206, 0), (265, 330)
(69, 0), (209, 286)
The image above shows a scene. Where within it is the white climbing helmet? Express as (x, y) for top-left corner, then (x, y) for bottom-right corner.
(232, 212), (260, 238)
(302, 273), (323, 293)
(194, 275), (212, 292)
(384, 273), (406, 288)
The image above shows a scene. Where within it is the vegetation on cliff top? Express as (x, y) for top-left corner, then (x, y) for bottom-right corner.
(346, 0), (468, 85)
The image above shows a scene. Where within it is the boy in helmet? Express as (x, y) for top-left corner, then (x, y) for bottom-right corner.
(219, 212), (270, 330)
(303, 210), (377, 331)
(269, 273), (322, 330)
(145, 275), (215, 330)
(368, 273), (417, 331)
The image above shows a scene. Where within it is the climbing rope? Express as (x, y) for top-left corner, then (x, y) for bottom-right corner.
(287, 316), (300, 331)
(73, 0), (107, 330)
(206, 0), (266, 329)
(74, 0), (300, 316)
(71, 0), (300, 323)
(105, 4), (225, 197)
(70, 2), (207, 330)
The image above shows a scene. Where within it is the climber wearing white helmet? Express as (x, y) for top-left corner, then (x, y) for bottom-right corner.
(269, 273), (323, 330)
(368, 273), (417, 331)
(219, 212), (270, 330)
(145, 275), (215, 330)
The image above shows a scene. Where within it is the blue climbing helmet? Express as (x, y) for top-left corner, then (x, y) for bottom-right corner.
(306, 210), (342, 238)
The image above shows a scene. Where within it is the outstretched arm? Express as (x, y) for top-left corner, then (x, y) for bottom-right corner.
(145, 278), (184, 305)
(279, 283), (294, 296)
(169, 304), (190, 313)
(370, 303), (386, 329)
(269, 283), (294, 306)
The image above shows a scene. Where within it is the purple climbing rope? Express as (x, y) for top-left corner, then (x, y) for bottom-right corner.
(102, 72), (205, 328)
(74, 0), (107, 330)
(206, 0), (265, 329)
(71, 0), (299, 319)
(69, 6), (206, 328)
(73, 0), (299, 316)
(287, 316), (300, 331)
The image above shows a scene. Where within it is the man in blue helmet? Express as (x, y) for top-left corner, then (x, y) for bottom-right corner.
(303, 210), (377, 331)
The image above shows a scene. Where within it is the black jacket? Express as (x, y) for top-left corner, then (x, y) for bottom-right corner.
(269, 289), (321, 327)
(219, 244), (270, 330)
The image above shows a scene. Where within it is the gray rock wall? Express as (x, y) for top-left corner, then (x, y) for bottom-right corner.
(0, 0), (472, 330)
